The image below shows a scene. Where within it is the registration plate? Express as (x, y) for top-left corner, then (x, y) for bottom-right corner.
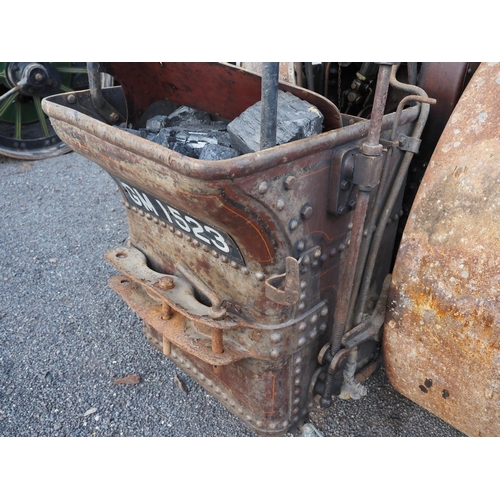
(114, 177), (245, 266)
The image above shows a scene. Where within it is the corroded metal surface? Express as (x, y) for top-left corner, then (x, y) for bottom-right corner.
(42, 63), (420, 435)
(384, 63), (500, 436)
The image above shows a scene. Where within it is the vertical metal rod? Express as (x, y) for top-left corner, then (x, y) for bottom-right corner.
(260, 62), (280, 150)
(211, 328), (224, 354)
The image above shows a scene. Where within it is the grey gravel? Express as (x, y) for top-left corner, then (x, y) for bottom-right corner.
(0, 152), (464, 437)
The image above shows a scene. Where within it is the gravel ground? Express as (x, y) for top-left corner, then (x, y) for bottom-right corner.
(0, 152), (465, 437)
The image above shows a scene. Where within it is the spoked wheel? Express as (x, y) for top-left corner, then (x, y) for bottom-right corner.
(0, 62), (89, 160)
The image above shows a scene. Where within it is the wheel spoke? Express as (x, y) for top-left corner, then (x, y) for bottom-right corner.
(33, 96), (50, 137)
(14, 98), (22, 139)
(52, 66), (88, 74)
(59, 84), (74, 93)
(0, 91), (17, 118)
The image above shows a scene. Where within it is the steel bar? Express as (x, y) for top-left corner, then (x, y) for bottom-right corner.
(260, 62), (280, 150)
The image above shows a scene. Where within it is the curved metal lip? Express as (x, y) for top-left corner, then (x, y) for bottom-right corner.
(43, 91), (420, 181)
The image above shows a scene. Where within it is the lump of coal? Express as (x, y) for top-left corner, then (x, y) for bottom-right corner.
(227, 90), (324, 154)
(199, 144), (240, 160)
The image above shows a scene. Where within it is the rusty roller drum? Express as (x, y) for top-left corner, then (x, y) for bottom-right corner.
(384, 62), (500, 437)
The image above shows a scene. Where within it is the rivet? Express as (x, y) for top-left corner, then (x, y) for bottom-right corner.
(258, 181), (268, 194)
(270, 348), (281, 358)
(284, 175), (296, 190)
(294, 367), (301, 375)
(319, 322), (327, 332)
(294, 377), (301, 385)
(160, 221), (167, 228)
(295, 356), (302, 365)
(292, 407), (299, 415)
(294, 387), (301, 395)
(269, 422), (277, 430)
(298, 302), (305, 311)
(293, 397), (300, 405)
(298, 336), (306, 346)
(242, 267), (249, 275)
(299, 292), (306, 300)
(255, 272), (265, 281)
(299, 322), (307, 332)
(210, 250), (218, 258)
(67, 94), (76, 104)
(276, 199), (285, 211)
(221, 256), (228, 263)
(310, 314), (318, 324)
(270, 333), (282, 344)
(199, 374), (205, 381)
(320, 307), (328, 317)
(300, 281), (307, 289)
(202, 244), (209, 252)
(246, 415), (253, 421)
(131, 206), (138, 213)
(256, 421), (263, 428)
(309, 328), (317, 339)
(175, 230), (183, 238)
(348, 222), (353, 230)
(146, 213), (152, 220)
(172, 352), (177, 358)
(339, 243), (346, 252)
(139, 210), (145, 217)
(313, 249), (321, 259)
(229, 400), (235, 407)
(153, 217), (159, 224)
(238, 408), (243, 414)
(297, 240), (305, 252)
(330, 248), (337, 257)
(289, 219), (299, 231)
(303, 255), (311, 265)
(282, 420), (289, 428)
(169, 225), (175, 233)
(230, 261), (239, 269)
(300, 204), (313, 220)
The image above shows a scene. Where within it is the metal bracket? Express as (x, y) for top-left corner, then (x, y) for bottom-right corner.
(398, 134), (421, 153)
(265, 256), (300, 305)
(327, 145), (358, 216)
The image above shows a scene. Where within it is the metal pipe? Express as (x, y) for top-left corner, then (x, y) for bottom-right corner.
(260, 62), (279, 150)
(353, 66), (434, 324)
(304, 62), (315, 91)
(321, 64), (395, 407)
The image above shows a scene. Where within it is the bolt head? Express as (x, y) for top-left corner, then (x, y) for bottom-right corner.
(300, 204), (313, 220)
(284, 175), (296, 190)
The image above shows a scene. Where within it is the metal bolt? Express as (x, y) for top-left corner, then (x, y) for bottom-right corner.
(337, 205), (346, 216)
(348, 199), (357, 210)
(340, 180), (350, 191)
(284, 175), (296, 190)
(300, 204), (313, 220)
(270, 333), (282, 344)
(258, 181), (268, 194)
(67, 94), (76, 104)
(110, 112), (120, 122)
(157, 276), (175, 290)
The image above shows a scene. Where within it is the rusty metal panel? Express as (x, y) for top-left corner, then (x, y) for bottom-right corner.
(42, 63), (420, 435)
(384, 63), (500, 436)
